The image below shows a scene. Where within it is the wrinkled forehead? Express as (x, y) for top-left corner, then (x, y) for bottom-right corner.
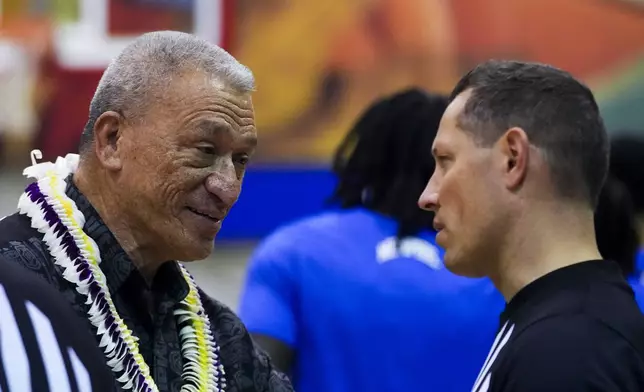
(138, 75), (254, 126)
(132, 78), (256, 147)
(168, 72), (254, 109)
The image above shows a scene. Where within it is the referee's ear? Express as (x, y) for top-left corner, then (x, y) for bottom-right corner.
(497, 126), (530, 192)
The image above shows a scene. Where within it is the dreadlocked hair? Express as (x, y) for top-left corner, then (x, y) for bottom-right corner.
(329, 88), (448, 240)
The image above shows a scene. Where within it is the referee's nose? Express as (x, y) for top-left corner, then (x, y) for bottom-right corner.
(419, 176), (439, 212)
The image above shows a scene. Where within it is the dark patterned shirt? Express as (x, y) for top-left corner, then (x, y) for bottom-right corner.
(0, 179), (293, 392)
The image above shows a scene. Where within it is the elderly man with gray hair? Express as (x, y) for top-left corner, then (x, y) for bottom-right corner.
(0, 31), (293, 392)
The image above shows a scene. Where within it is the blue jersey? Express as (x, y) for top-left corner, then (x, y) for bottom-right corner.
(238, 208), (505, 392)
(628, 249), (644, 309)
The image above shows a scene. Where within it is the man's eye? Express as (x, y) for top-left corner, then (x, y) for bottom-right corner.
(435, 155), (452, 169)
(234, 154), (250, 166)
(197, 146), (216, 155)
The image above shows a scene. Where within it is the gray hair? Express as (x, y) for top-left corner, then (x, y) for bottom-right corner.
(79, 31), (255, 152)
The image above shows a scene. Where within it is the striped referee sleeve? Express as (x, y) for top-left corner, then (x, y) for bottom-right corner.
(0, 284), (91, 391)
(0, 257), (115, 392)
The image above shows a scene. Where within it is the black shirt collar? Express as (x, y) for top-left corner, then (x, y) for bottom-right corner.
(64, 175), (189, 304)
(501, 260), (627, 324)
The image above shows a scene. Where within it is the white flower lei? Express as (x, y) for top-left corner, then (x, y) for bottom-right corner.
(17, 151), (226, 392)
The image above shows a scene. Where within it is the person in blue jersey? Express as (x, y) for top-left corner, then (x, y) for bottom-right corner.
(609, 134), (644, 279)
(595, 175), (644, 307)
(238, 88), (505, 392)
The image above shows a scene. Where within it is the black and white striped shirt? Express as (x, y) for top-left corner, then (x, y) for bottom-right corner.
(0, 256), (115, 391)
(474, 260), (644, 392)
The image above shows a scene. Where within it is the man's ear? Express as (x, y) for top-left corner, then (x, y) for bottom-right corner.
(497, 127), (530, 191)
(93, 111), (125, 171)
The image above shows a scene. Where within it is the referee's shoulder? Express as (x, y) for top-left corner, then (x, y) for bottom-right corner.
(518, 270), (644, 355)
(523, 311), (641, 345)
(0, 212), (42, 248)
(582, 277), (644, 354)
(498, 314), (644, 392)
(0, 212), (55, 281)
(512, 310), (644, 366)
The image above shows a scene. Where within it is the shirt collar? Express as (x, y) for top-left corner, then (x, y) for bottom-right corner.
(64, 175), (189, 303)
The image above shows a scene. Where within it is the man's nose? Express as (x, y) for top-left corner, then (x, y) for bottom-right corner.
(418, 175), (439, 212)
(205, 161), (241, 208)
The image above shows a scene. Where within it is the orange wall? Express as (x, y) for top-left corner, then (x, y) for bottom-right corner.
(452, 0), (644, 76)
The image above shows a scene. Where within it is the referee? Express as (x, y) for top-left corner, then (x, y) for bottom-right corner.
(419, 60), (644, 391)
(0, 255), (115, 391)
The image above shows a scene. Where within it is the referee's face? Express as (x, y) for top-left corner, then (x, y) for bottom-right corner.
(419, 91), (506, 277)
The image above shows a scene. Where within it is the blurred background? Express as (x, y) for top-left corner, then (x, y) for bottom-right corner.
(1, 0), (644, 308)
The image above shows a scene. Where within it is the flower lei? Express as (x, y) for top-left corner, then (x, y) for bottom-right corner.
(17, 151), (226, 392)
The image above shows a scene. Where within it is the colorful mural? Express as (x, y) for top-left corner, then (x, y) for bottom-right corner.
(2, 0), (644, 163)
(2, 0), (644, 238)
(232, 0), (644, 163)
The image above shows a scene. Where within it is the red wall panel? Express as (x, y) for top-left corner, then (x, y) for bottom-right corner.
(38, 0), (233, 159)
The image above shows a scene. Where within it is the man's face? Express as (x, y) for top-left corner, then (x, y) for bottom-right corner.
(418, 92), (508, 277)
(117, 72), (257, 261)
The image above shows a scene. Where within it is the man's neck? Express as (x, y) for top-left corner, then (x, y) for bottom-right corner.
(73, 167), (161, 283)
(490, 204), (602, 302)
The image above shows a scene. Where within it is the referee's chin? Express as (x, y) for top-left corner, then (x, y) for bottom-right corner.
(443, 252), (486, 278)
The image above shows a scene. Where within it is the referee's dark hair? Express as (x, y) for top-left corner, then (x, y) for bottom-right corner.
(450, 60), (609, 208)
(594, 175), (639, 277)
(609, 133), (644, 215)
(329, 88), (448, 239)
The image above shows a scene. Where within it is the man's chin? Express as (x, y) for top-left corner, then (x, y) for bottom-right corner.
(443, 255), (483, 278)
(179, 239), (215, 262)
